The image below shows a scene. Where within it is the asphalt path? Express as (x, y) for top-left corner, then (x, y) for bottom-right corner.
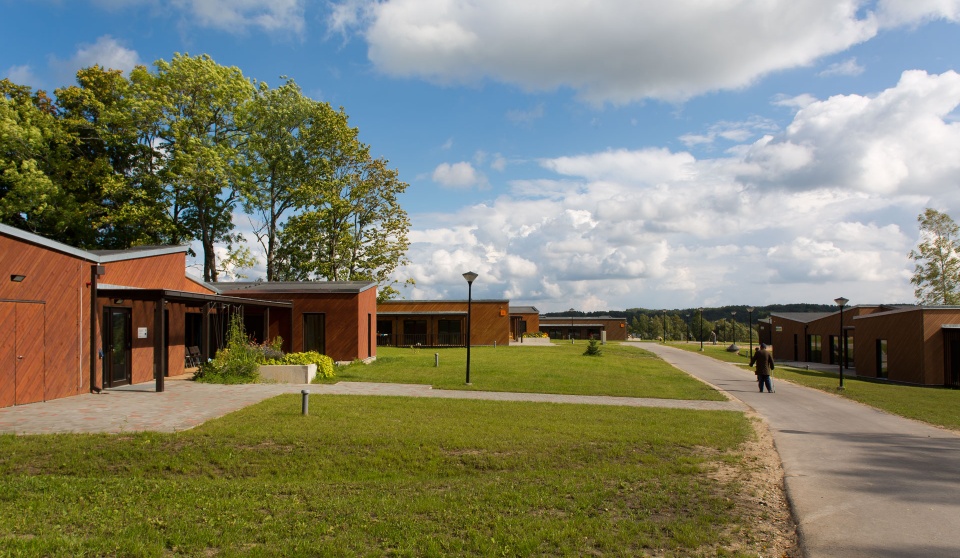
(639, 342), (960, 558)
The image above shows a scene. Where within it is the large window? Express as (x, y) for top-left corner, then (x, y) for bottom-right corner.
(303, 313), (325, 354)
(403, 319), (427, 346)
(437, 319), (462, 345)
(877, 339), (888, 379)
(807, 334), (822, 362)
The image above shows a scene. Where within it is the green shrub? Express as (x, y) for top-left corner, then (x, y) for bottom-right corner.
(263, 351), (336, 380)
(583, 338), (603, 357)
(193, 315), (260, 384)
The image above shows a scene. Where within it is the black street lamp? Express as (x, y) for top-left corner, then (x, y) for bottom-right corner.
(699, 307), (704, 351)
(835, 297), (848, 390)
(463, 271), (478, 385)
(662, 310), (667, 342)
(747, 306), (755, 355)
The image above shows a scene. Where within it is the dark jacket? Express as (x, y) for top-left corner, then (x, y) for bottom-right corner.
(750, 348), (775, 376)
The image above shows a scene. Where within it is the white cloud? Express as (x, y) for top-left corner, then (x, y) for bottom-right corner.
(94, 0), (305, 35)
(431, 161), (488, 189)
(506, 103), (544, 125)
(742, 70), (960, 196)
(4, 65), (41, 89)
(47, 35), (141, 85)
(391, 70), (960, 310)
(819, 57), (865, 77)
(329, 0), (898, 104)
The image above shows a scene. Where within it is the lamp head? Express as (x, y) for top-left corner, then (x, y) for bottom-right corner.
(834, 297), (849, 307)
(462, 271), (478, 284)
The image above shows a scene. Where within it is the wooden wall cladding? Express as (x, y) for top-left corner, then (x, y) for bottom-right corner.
(378, 300), (511, 346)
(1, 234), (90, 407)
(854, 309), (926, 384)
(102, 253), (187, 290)
(221, 291), (367, 362)
(0, 302), (15, 407)
(538, 318), (629, 341)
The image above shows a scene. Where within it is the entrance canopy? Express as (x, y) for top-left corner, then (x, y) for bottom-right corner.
(96, 285), (293, 393)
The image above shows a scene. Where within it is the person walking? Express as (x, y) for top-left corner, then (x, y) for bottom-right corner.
(750, 343), (775, 393)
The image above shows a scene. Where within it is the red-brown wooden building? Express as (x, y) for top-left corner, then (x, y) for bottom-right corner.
(769, 305), (960, 386)
(1, 224), (377, 408)
(218, 282), (377, 364)
(376, 299), (511, 347)
(538, 315), (628, 341)
(509, 306), (540, 340)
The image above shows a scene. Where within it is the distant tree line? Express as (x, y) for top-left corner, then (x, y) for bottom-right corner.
(1, 54), (410, 297)
(544, 304), (839, 342)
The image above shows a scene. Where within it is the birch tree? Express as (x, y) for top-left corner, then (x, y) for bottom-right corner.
(909, 208), (960, 305)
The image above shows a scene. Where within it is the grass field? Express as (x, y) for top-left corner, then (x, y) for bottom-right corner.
(669, 341), (960, 432)
(328, 343), (726, 401)
(0, 396), (765, 556)
(0, 341), (789, 556)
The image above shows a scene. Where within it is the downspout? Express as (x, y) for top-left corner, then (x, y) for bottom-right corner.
(89, 265), (105, 393)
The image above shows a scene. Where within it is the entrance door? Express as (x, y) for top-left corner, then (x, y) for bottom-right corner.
(103, 307), (132, 387)
(0, 302), (45, 406)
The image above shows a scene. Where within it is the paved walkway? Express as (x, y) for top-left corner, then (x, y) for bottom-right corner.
(0, 375), (745, 435)
(640, 342), (960, 558)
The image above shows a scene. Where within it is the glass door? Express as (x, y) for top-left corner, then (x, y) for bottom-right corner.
(104, 307), (132, 387)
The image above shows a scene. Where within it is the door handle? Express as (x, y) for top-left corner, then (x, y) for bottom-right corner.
(17, 355), (24, 359)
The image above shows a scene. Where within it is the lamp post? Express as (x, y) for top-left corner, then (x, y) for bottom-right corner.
(463, 271), (478, 385)
(835, 296), (848, 390)
(662, 311), (667, 342)
(699, 307), (704, 351)
(747, 306), (755, 355)
(685, 314), (690, 343)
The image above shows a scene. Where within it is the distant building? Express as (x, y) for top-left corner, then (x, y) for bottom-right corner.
(509, 306), (540, 340)
(377, 299), (511, 347)
(538, 315), (628, 341)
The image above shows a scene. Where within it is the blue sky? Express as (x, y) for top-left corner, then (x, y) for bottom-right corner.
(4, 1), (960, 312)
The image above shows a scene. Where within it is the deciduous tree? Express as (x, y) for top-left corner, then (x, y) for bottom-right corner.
(150, 53), (254, 282)
(909, 208), (960, 305)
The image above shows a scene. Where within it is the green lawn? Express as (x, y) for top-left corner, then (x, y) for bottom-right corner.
(670, 341), (960, 432)
(329, 342), (726, 401)
(0, 395), (765, 557)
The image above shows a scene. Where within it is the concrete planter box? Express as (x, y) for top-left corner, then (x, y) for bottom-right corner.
(258, 364), (316, 384)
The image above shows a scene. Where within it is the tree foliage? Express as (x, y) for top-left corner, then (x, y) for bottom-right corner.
(0, 54), (411, 291)
(909, 208), (960, 305)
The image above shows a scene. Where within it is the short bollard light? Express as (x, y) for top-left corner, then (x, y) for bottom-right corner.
(435, 353), (439, 367)
(301, 389), (310, 416)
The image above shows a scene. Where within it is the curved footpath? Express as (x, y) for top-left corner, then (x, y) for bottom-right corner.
(641, 342), (960, 558)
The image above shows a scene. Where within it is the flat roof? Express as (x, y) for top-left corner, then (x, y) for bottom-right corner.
(540, 316), (623, 321)
(509, 306), (539, 314)
(2, 223), (189, 263)
(540, 323), (605, 328)
(96, 285), (293, 308)
(217, 281), (377, 294)
(378, 311), (467, 316)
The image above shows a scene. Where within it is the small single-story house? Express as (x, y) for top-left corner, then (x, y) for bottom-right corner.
(508, 306), (540, 340)
(0, 224), (292, 407)
(376, 299), (511, 347)
(539, 316), (628, 341)
(217, 282), (377, 364)
(768, 304), (960, 386)
(1, 223), (378, 408)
